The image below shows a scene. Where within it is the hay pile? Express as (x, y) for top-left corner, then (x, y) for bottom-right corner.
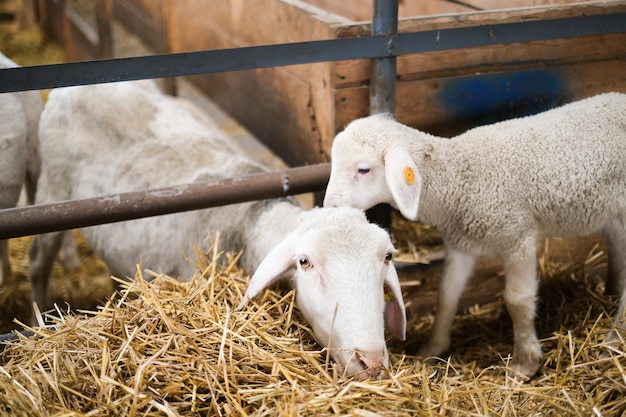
(1, 239), (625, 416)
(0, 232), (111, 334)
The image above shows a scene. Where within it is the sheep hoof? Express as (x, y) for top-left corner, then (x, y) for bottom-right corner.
(417, 341), (450, 365)
(508, 356), (541, 380)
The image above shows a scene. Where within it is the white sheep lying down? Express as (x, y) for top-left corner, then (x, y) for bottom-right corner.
(324, 92), (626, 377)
(0, 52), (43, 285)
(0, 52), (80, 285)
(30, 79), (406, 379)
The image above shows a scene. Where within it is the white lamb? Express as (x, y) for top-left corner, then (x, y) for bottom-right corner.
(0, 52), (44, 284)
(30, 79), (406, 379)
(324, 92), (626, 377)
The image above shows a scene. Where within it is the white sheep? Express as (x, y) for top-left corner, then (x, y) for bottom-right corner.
(0, 52), (44, 285)
(30, 79), (406, 379)
(0, 91), (27, 285)
(324, 92), (626, 377)
(0, 52), (81, 279)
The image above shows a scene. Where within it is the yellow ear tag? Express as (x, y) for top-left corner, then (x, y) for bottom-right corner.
(403, 166), (415, 185)
(384, 284), (394, 302)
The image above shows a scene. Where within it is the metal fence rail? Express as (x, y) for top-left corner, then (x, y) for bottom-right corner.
(0, 13), (624, 93)
(0, 164), (330, 240)
(0, 4), (624, 239)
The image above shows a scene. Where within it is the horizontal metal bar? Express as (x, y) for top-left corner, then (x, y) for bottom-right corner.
(395, 12), (626, 54)
(0, 164), (330, 240)
(0, 13), (624, 93)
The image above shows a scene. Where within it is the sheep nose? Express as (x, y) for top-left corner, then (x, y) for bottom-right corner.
(356, 351), (386, 379)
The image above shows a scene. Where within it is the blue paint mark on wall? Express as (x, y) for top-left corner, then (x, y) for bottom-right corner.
(438, 70), (565, 127)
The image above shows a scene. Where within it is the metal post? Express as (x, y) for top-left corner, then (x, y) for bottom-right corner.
(368, 0), (398, 227)
(370, 0), (398, 115)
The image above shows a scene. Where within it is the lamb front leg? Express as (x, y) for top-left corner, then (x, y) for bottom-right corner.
(419, 248), (476, 359)
(503, 249), (543, 378)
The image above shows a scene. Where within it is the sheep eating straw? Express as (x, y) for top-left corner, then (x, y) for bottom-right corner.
(29, 79), (406, 380)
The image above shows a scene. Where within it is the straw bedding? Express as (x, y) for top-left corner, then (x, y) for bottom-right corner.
(1, 233), (625, 416)
(2, 26), (625, 417)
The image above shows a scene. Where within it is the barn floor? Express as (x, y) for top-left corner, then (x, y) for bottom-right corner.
(1, 9), (625, 416)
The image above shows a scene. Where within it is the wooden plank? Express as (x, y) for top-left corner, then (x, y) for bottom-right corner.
(113, 0), (163, 53)
(96, 0), (113, 58)
(167, 0), (348, 82)
(120, 0), (163, 22)
(38, 0), (65, 43)
(64, 5), (98, 61)
(169, 0), (348, 49)
(334, 58), (626, 138)
(466, 0), (587, 9)
(302, 0), (478, 21)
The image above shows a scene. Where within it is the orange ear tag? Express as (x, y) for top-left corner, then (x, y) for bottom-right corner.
(403, 166), (415, 185)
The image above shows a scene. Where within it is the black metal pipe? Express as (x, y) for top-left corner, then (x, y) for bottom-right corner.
(370, 0), (398, 115)
(367, 0), (398, 228)
(0, 163), (330, 240)
(0, 13), (624, 93)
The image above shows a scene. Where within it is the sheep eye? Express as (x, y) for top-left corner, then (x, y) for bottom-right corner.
(384, 252), (392, 264)
(357, 167), (370, 175)
(298, 257), (312, 269)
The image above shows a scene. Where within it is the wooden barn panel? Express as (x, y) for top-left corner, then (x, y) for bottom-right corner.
(333, 59), (626, 137)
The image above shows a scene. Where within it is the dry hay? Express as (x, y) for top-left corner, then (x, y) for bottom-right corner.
(1, 237), (625, 417)
(1, 25), (625, 417)
(0, 28), (64, 67)
(0, 232), (112, 335)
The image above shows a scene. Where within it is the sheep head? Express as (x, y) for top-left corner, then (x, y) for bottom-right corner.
(237, 207), (405, 380)
(323, 115), (422, 221)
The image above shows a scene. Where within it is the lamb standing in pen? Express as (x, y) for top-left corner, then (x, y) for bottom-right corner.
(30, 79), (406, 379)
(324, 92), (626, 377)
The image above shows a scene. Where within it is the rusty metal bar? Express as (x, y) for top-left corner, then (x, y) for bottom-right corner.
(0, 163), (330, 240)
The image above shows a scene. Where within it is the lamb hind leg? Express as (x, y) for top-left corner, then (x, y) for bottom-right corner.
(418, 248), (476, 360)
(603, 220), (626, 296)
(503, 250), (543, 378)
(601, 219), (626, 349)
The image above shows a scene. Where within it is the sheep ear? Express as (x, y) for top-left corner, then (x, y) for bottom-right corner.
(236, 236), (295, 310)
(384, 146), (421, 221)
(384, 264), (406, 340)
